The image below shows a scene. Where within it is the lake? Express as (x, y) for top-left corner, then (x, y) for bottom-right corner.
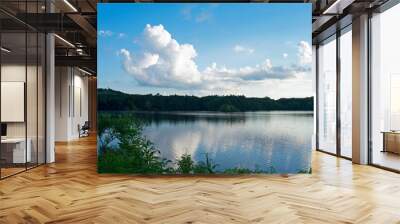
(134, 111), (314, 173)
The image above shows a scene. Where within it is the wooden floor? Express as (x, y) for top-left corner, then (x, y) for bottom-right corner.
(1, 136), (400, 223)
(372, 151), (400, 171)
(0, 167), (26, 178)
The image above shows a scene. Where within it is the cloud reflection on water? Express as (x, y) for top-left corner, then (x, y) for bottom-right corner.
(138, 111), (313, 173)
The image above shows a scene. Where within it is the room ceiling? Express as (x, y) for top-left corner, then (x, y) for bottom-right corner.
(0, 0), (97, 74)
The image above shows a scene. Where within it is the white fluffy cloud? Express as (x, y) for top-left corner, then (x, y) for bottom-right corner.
(283, 53), (288, 59)
(298, 41), (312, 65)
(119, 24), (311, 92)
(233, 45), (254, 54)
(119, 24), (202, 89)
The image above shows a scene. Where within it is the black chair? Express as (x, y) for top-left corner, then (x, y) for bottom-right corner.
(79, 121), (90, 138)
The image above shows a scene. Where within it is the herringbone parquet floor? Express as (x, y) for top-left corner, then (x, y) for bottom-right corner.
(1, 136), (400, 224)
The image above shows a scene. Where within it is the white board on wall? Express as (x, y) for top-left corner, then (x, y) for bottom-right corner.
(1, 82), (25, 122)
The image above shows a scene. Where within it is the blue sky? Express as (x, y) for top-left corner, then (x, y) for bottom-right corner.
(98, 3), (312, 99)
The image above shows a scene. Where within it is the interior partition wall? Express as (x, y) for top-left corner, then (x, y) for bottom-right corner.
(370, 2), (400, 171)
(0, 1), (46, 179)
(316, 24), (353, 159)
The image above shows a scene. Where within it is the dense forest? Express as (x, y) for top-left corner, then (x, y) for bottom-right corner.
(98, 88), (313, 112)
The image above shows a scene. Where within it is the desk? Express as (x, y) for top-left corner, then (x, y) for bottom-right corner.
(382, 131), (400, 154)
(1, 138), (31, 163)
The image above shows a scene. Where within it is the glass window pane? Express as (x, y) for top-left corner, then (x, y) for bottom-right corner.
(38, 33), (45, 165)
(26, 0), (40, 170)
(318, 36), (337, 154)
(371, 4), (400, 170)
(27, 31), (38, 169)
(0, 1), (46, 179)
(1, 31), (27, 177)
(340, 28), (352, 158)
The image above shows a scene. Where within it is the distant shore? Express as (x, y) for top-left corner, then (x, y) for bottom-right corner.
(98, 88), (314, 112)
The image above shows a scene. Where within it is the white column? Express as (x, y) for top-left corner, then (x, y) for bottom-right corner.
(352, 14), (369, 164)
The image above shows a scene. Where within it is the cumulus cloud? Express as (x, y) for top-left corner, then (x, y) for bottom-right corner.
(202, 59), (307, 82)
(233, 45), (254, 54)
(119, 24), (311, 91)
(283, 53), (288, 59)
(99, 30), (113, 37)
(298, 41), (312, 65)
(119, 24), (202, 89)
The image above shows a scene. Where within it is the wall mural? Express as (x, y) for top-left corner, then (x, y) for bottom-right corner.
(97, 3), (313, 174)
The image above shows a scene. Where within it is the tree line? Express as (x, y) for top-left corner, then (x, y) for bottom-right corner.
(98, 88), (313, 112)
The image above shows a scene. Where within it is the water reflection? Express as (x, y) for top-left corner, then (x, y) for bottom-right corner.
(136, 111), (313, 173)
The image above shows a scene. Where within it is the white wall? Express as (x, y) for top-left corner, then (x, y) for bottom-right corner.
(55, 67), (89, 141)
(71, 73), (89, 138)
(55, 67), (69, 141)
(1, 65), (41, 137)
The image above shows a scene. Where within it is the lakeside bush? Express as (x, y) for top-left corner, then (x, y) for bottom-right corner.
(177, 154), (195, 174)
(98, 112), (172, 174)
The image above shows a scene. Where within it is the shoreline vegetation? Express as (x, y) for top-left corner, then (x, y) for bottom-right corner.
(98, 88), (313, 112)
(97, 112), (312, 174)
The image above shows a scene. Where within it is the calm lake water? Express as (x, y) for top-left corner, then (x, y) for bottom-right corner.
(135, 111), (313, 173)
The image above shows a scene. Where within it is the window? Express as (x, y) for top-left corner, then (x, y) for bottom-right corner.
(370, 3), (400, 171)
(0, 1), (46, 179)
(317, 35), (337, 154)
(339, 27), (352, 158)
